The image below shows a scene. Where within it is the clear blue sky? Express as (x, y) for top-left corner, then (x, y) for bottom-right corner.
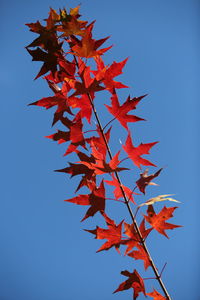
(1, 0), (199, 299)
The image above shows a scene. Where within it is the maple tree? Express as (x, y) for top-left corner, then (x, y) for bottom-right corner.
(26, 5), (181, 300)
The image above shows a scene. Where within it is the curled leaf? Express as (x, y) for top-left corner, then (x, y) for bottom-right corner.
(139, 194), (180, 207)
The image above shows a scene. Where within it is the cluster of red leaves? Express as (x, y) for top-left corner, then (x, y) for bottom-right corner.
(26, 5), (181, 300)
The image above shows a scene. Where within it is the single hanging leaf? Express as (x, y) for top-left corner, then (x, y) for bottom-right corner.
(86, 125), (112, 159)
(128, 244), (151, 270)
(46, 130), (70, 144)
(147, 289), (167, 300)
(113, 269), (146, 300)
(139, 194), (180, 207)
(65, 180), (105, 221)
(122, 218), (152, 254)
(47, 113), (86, 154)
(80, 147), (129, 175)
(68, 94), (93, 123)
(29, 81), (73, 125)
(26, 14), (59, 51)
(85, 212), (123, 253)
(104, 174), (135, 203)
(26, 47), (62, 79)
(55, 151), (96, 192)
(63, 113), (86, 155)
(136, 168), (162, 194)
(144, 205), (182, 238)
(105, 89), (146, 130)
(93, 56), (128, 91)
(56, 5), (88, 37)
(123, 132), (158, 168)
(70, 23), (112, 58)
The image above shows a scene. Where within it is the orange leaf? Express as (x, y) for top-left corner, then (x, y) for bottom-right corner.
(122, 219), (152, 254)
(144, 205), (182, 238)
(113, 269), (146, 300)
(85, 212), (123, 253)
(147, 289), (167, 300)
(93, 56), (128, 91)
(136, 168), (162, 194)
(105, 89), (146, 130)
(105, 174), (135, 203)
(123, 132), (158, 168)
(70, 23), (112, 58)
(128, 244), (151, 270)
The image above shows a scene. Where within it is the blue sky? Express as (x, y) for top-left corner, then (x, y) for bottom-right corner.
(1, 0), (199, 299)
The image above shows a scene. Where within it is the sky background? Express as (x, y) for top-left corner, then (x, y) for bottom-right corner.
(1, 0), (199, 299)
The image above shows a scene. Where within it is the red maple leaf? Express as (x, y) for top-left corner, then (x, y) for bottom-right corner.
(113, 269), (146, 300)
(123, 132), (158, 168)
(144, 205), (181, 238)
(70, 22), (112, 58)
(81, 148), (129, 175)
(56, 6), (88, 37)
(55, 151), (96, 192)
(26, 47), (62, 79)
(93, 56), (128, 91)
(68, 94), (92, 123)
(104, 174), (135, 203)
(105, 89), (146, 130)
(46, 130), (70, 144)
(85, 212), (123, 253)
(136, 168), (162, 194)
(122, 219), (152, 254)
(29, 80), (73, 125)
(128, 244), (151, 270)
(86, 125), (112, 159)
(65, 180), (105, 221)
(46, 113), (86, 155)
(147, 289), (167, 300)
(26, 16), (59, 52)
(63, 114), (86, 155)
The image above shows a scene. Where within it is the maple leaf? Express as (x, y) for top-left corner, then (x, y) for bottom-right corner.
(26, 46), (63, 79)
(70, 23), (112, 58)
(93, 56), (128, 91)
(123, 132), (158, 168)
(128, 244), (151, 270)
(26, 14), (60, 52)
(144, 205), (181, 238)
(147, 289), (167, 300)
(136, 168), (162, 194)
(81, 148), (129, 175)
(105, 174), (135, 203)
(72, 78), (105, 96)
(71, 62), (105, 97)
(46, 113), (86, 154)
(85, 212), (123, 253)
(65, 181), (105, 221)
(86, 125), (112, 159)
(57, 11), (87, 37)
(29, 83), (73, 125)
(46, 130), (70, 144)
(113, 269), (146, 300)
(68, 94), (92, 123)
(26, 20), (44, 33)
(139, 194), (180, 207)
(55, 151), (96, 192)
(122, 219), (152, 254)
(44, 58), (76, 85)
(105, 89), (146, 130)
(61, 113), (86, 155)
